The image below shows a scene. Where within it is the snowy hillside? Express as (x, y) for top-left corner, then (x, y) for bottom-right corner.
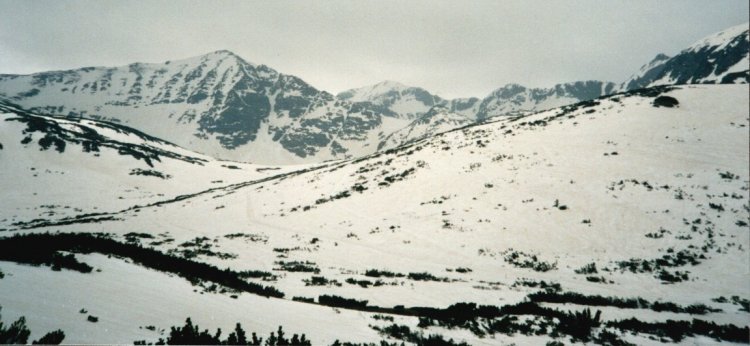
(2, 84), (747, 344)
(621, 23), (749, 89)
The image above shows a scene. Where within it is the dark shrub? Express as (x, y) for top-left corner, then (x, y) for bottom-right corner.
(32, 330), (65, 344)
(653, 96), (679, 108)
(557, 308), (601, 342)
(0, 315), (31, 344)
(318, 295), (368, 309)
(1, 308), (65, 345)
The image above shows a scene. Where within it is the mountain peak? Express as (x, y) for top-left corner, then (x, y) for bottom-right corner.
(688, 22), (749, 51)
(373, 80), (409, 89)
(210, 49), (238, 56)
(620, 23), (749, 89)
(651, 53), (670, 63)
(338, 80), (419, 100)
(491, 83), (527, 96)
(337, 80), (413, 100)
(201, 49), (254, 66)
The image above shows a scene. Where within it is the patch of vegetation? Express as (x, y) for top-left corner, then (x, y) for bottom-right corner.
(236, 268), (274, 279)
(345, 278), (383, 288)
(129, 168), (171, 179)
(364, 269), (405, 278)
(0, 244), (92, 273)
(503, 249), (557, 272)
(224, 233), (268, 243)
(528, 291), (721, 315)
(552, 199), (568, 210)
(314, 190), (352, 206)
(511, 279), (561, 292)
(574, 263), (598, 274)
(708, 202), (724, 212)
(656, 269), (690, 283)
(371, 314), (394, 322)
(318, 295), (369, 309)
(304, 276), (341, 287)
(135, 318), (310, 345)
(0, 307), (65, 344)
(420, 195), (452, 205)
(168, 236), (237, 260)
(614, 248), (702, 282)
(652, 95), (679, 108)
(274, 260), (319, 273)
(407, 272), (450, 282)
(0, 233), (283, 298)
(712, 296), (749, 312)
(645, 228), (670, 239)
(31, 329), (66, 345)
(372, 324), (469, 345)
(124, 232), (155, 242)
(292, 296), (315, 303)
(718, 171), (738, 181)
(585, 276), (613, 284)
(607, 318), (748, 343)
(378, 167), (416, 187)
(414, 302), (611, 342)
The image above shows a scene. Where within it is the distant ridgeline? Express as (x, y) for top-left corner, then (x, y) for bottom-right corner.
(0, 24), (746, 164)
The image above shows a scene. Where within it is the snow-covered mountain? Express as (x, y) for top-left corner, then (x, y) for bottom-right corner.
(0, 51), (411, 164)
(618, 54), (672, 91)
(475, 81), (616, 120)
(377, 105), (474, 150)
(620, 23), (749, 89)
(0, 24), (747, 166)
(2, 84), (747, 345)
(336, 79), (617, 122)
(0, 55), (607, 164)
(337, 80), (614, 146)
(337, 81), (448, 120)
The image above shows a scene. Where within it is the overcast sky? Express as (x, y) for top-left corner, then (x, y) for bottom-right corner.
(1, 1), (747, 98)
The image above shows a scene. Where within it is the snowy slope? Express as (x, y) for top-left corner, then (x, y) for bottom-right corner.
(2, 84), (747, 344)
(620, 23), (749, 89)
